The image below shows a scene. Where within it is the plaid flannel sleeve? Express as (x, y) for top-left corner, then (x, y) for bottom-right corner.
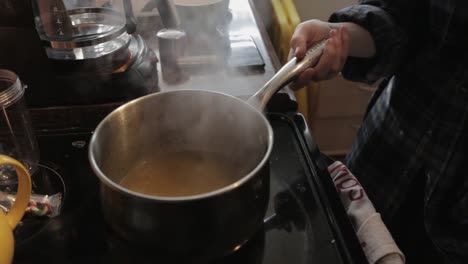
(328, 2), (410, 84)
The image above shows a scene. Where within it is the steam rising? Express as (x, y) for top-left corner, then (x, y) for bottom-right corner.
(141, 90), (269, 176)
(97, 90), (271, 194)
(92, 0), (274, 196)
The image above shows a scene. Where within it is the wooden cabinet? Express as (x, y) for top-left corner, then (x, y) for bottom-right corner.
(309, 76), (375, 156)
(294, 0), (358, 21)
(251, 0), (374, 156)
(289, 0), (371, 156)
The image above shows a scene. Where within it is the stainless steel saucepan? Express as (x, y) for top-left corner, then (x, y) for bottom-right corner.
(88, 40), (326, 262)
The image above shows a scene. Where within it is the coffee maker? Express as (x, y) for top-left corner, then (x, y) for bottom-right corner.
(0, 0), (159, 108)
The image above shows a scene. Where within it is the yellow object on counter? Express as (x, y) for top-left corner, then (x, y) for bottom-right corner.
(0, 155), (32, 264)
(269, 0), (320, 125)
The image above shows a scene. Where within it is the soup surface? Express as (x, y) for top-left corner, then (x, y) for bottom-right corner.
(119, 151), (241, 197)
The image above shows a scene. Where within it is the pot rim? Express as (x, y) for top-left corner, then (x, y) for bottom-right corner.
(88, 89), (274, 202)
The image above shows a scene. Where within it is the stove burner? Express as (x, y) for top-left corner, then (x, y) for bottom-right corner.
(102, 224), (266, 264)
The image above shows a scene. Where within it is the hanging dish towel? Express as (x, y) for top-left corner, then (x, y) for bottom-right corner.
(327, 161), (405, 264)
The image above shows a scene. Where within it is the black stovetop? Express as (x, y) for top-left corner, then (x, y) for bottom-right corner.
(12, 112), (366, 264)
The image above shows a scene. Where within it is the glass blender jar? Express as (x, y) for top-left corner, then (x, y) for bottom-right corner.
(31, 0), (132, 61)
(0, 70), (39, 192)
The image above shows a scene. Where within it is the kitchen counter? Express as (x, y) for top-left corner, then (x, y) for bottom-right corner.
(13, 113), (366, 264)
(149, 0), (287, 99)
(23, 0), (297, 134)
(135, 0), (294, 99)
(0, 2), (366, 263)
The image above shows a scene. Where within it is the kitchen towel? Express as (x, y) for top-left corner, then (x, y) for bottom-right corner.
(327, 161), (405, 264)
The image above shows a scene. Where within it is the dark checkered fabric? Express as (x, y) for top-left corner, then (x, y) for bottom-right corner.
(328, 1), (468, 263)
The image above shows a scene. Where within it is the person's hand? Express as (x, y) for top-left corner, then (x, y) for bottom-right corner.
(289, 20), (350, 89)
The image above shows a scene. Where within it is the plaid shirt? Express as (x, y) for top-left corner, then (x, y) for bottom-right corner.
(329, 1), (468, 263)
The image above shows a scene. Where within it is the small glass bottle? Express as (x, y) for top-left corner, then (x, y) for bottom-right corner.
(0, 69), (39, 191)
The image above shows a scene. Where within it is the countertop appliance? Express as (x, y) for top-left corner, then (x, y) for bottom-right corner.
(0, 0), (159, 107)
(11, 110), (367, 264)
(1, 1), (366, 262)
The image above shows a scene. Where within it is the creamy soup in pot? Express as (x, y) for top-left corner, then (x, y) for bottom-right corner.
(119, 151), (241, 197)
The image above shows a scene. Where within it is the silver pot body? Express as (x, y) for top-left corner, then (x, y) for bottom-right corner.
(88, 89), (272, 261)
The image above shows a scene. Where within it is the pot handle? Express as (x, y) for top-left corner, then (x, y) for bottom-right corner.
(247, 39), (327, 110)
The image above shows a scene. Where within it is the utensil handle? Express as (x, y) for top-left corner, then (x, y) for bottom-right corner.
(123, 0), (137, 34)
(248, 39), (327, 110)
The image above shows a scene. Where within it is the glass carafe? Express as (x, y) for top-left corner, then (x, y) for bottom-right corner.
(31, 0), (131, 60)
